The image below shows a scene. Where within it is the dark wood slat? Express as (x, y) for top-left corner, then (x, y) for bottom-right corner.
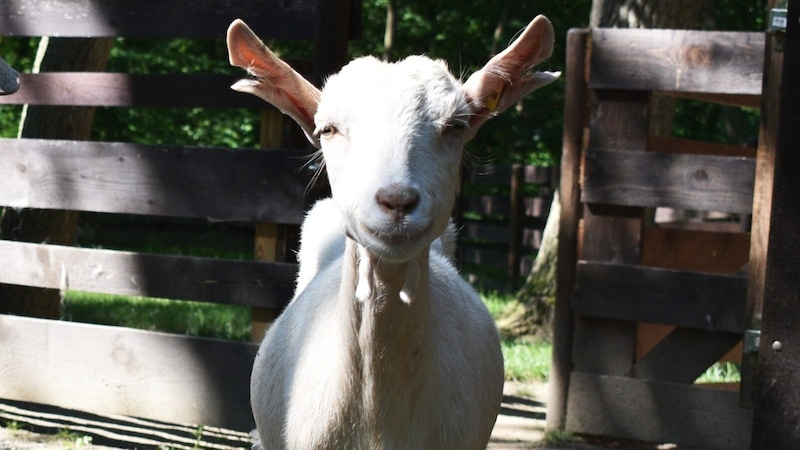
(0, 240), (296, 308)
(566, 372), (752, 449)
(0, 138), (309, 223)
(583, 147), (756, 214)
(648, 135), (757, 158)
(0, 315), (258, 431)
(0, 73), (270, 109)
(590, 29), (764, 95)
(659, 91), (761, 109)
(0, 0), (316, 39)
(573, 261), (747, 333)
(631, 327), (742, 383)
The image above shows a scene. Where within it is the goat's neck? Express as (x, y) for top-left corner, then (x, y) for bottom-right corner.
(340, 238), (432, 421)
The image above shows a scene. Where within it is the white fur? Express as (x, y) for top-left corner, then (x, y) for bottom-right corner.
(226, 15), (558, 450)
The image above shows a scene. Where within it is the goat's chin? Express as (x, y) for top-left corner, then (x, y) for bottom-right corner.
(354, 224), (433, 263)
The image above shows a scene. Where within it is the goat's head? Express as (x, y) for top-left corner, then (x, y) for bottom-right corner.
(227, 17), (558, 263)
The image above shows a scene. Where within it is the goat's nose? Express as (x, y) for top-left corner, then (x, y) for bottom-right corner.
(376, 184), (421, 217)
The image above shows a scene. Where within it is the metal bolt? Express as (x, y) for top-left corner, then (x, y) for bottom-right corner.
(772, 340), (783, 352)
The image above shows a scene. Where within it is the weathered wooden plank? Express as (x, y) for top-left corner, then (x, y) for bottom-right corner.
(583, 148), (756, 214)
(0, 73), (270, 109)
(566, 372), (752, 449)
(648, 135), (757, 158)
(0, 315), (258, 431)
(573, 261), (747, 333)
(752, 2), (800, 447)
(631, 327), (742, 383)
(0, 138), (309, 223)
(0, 240), (297, 308)
(641, 226), (750, 274)
(590, 29), (764, 95)
(0, 0), (316, 39)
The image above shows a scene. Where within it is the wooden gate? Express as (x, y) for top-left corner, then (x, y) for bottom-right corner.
(553, 3), (800, 446)
(550, 27), (762, 449)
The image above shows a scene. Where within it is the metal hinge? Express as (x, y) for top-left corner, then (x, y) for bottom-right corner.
(743, 329), (761, 355)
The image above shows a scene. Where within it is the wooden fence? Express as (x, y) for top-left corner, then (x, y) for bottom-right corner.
(0, 0), (357, 440)
(457, 163), (557, 291)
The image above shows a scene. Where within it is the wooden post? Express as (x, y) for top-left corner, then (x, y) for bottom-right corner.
(251, 109), (285, 341)
(751, 1), (800, 447)
(742, 0), (784, 408)
(547, 28), (589, 430)
(507, 163), (524, 289)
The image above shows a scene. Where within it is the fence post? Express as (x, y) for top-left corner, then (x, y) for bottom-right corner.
(251, 109), (286, 341)
(507, 163), (524, 289)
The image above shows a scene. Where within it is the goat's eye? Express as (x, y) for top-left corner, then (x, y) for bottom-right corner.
(314, 125), (338, 139)
(443, 118), (468, 134)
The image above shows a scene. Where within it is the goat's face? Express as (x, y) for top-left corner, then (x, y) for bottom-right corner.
(227, 16), (558, 263)
(314, 57), (467, 263)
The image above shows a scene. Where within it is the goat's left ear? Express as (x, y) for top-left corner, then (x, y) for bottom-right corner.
(462, 15), (560, 141)
(227, 19), (322, 146)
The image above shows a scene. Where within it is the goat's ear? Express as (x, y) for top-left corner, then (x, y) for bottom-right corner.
(462, 15), (560, 141)
(227, 19), (322, 146)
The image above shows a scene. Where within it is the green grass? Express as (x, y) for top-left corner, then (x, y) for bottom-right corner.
(481, 291), (552, 382)
(62, 289), (553, 382)
(63, 291), (251, 342)
(696, 361), (741, 384)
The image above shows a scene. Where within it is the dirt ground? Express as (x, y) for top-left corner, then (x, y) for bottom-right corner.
(0, 382), (696, 450)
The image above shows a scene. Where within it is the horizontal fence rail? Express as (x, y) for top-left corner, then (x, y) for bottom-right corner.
(0, 240), (297, 308)
(0, 138), (310, 224)
(0, 0), (316, 39)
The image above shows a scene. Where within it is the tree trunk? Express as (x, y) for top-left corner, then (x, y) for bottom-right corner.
(502, 0), (707, 339)
(383, 0), (397, 61)
(0, 37), (113, 318)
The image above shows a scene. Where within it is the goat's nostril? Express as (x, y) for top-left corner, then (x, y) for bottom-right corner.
(376, 185), (421, 216)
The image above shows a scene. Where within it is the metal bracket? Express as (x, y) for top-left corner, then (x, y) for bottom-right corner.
(744, 329), (761, 355)
(769, 8), (788, 33)
(768, 8), (788, 52)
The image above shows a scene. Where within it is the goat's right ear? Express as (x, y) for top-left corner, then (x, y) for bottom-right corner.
(227, 19), (322, 146)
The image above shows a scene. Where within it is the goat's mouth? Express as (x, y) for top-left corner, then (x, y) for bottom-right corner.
(357, 223), (431, 257)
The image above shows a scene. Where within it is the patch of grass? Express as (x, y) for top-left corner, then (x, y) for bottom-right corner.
(502, 339), (551, 382)
(2, 420), (23, 431)
(481, 290), (514, 318)
(696, 361), (741, 384)
(538, 428), (580, 447)
(55, 428), (93, 448)
(63, 291), (251, 342)
(481, 291), (552, 382)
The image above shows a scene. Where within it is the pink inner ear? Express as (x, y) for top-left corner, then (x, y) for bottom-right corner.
(462, 15), (556, 133)
(227, 19), (322, 144)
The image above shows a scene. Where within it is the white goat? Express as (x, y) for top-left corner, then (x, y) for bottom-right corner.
(227, 16), (558, 450)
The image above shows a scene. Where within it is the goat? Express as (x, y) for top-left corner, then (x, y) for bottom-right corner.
(227, 16), (558, 449)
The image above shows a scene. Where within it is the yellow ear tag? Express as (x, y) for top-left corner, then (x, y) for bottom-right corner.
(485, 85), (505, 112)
